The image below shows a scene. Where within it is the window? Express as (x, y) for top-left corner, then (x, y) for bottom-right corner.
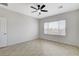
(44, 20), (66, 36)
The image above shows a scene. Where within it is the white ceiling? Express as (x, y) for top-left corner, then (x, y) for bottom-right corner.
(0, 3), (79, 19)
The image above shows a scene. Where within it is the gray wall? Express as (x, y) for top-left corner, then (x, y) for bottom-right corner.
(0, 7), (38, 46)
(39, 10), (79, 47)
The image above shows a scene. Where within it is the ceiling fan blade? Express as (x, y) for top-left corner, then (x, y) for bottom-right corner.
(30, 6), (37, 10)
(41, 5), (45, 9)
(0, 3), (8, 6)
(37, 5), (40, 9)
(41, 10), (48, 12)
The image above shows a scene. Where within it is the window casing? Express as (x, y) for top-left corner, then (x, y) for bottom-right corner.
(44, 20), (66, 36)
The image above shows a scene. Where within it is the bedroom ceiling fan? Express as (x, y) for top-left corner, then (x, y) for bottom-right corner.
(30, 4), (48, 15)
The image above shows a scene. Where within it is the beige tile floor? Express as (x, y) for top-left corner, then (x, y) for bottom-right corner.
(0, 39), (79, 56)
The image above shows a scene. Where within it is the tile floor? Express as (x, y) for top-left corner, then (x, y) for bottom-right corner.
(0, 39), (79, 56)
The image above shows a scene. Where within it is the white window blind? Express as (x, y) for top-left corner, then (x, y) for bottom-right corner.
(44, 20), (66, 36)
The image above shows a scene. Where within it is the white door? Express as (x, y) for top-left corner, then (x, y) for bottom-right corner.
(0, 17), (7, 47)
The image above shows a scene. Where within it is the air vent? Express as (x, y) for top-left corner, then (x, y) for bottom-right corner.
(0, 3), (8, 6)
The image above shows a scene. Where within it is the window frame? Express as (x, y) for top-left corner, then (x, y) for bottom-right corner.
(43, 20), (66, 36)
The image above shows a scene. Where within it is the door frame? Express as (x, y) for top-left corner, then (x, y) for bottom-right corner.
(0, 17), (8, 48)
